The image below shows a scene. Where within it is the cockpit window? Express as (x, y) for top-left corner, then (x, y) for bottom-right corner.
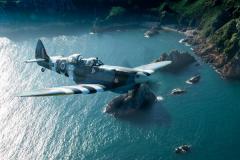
(68, 54), (82, 64)
(68, 54), (104, 66)
(82, 57), (104, 66)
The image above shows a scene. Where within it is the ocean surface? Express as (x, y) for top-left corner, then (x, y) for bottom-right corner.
(0, 22), (240, 160)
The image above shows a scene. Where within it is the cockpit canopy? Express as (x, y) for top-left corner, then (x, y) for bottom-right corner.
(68, 54), (82, 64)
(68, 53), (104, 66)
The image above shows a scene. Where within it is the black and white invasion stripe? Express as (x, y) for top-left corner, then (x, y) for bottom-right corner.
(65, 84), (106, 95)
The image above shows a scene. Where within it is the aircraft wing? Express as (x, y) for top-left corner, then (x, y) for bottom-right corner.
(18, 84), (107, 97)
(134, 61), (172, 74)
(100, 60), (172, 75)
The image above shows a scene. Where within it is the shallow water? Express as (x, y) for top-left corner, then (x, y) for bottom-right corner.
(0, 23), (240, 160)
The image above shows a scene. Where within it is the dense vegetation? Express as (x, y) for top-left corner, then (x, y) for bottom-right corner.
(160, 0), (240, 60)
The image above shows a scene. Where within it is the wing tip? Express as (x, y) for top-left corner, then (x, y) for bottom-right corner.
(15, 92), (34, 97)
(167, 60), (172, 64)
(160, 60), (172, 65)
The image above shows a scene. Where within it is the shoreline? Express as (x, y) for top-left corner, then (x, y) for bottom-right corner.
(156, 25), (240, 80)
(180, 29), (231, 79)
(90, 21), (232, 79)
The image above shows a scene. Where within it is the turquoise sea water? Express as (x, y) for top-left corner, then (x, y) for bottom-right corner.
(0, 23), (240, 160)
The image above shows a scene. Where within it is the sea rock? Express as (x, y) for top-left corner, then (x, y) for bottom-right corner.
(186, 75), (201, 84)
(171, 88), (186, 95)
(104, 84), (157, 117)
(154, 50), (196, 72)
(175, 144), (191, 154)
(144, 26), (159, 38)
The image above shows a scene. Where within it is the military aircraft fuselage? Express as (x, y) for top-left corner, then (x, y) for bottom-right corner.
(37, 54), (148, 93)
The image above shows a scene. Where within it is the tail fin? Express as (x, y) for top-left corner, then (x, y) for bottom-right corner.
(35, 40), (50, 61)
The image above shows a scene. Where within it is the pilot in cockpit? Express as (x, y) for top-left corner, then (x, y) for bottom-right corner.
(68, 54), (104, 67)
(68, 54), (82, 64)
(83, 57), (104, 67)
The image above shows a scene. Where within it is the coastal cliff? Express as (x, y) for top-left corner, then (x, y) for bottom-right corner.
(168, 1), (240, 79)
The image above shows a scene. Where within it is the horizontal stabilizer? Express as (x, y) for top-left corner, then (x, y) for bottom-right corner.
(18, 84), (107, 97)
(24, 58), (46, 63)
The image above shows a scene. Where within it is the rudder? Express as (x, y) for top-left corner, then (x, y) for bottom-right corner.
(35, 40), (50, 61)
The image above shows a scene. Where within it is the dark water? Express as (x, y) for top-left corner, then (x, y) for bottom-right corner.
(0, 23), (240, 160)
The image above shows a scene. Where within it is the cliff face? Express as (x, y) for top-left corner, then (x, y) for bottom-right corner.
(170, 1), (240, 79)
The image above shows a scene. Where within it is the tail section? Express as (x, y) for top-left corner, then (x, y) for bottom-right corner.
(35, 39), (50, 61)
(31, 40), (52, 69)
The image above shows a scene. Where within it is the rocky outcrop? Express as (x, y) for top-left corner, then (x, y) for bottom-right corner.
(171, 88), (186, 95)
(154, 50), (196, 72)
(186, 75), (201, 84)
(104, 84), (157, 117)
(144, 26), (159, 38)
(184, 28), (240, 79)
(220, 56), (240, 79)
